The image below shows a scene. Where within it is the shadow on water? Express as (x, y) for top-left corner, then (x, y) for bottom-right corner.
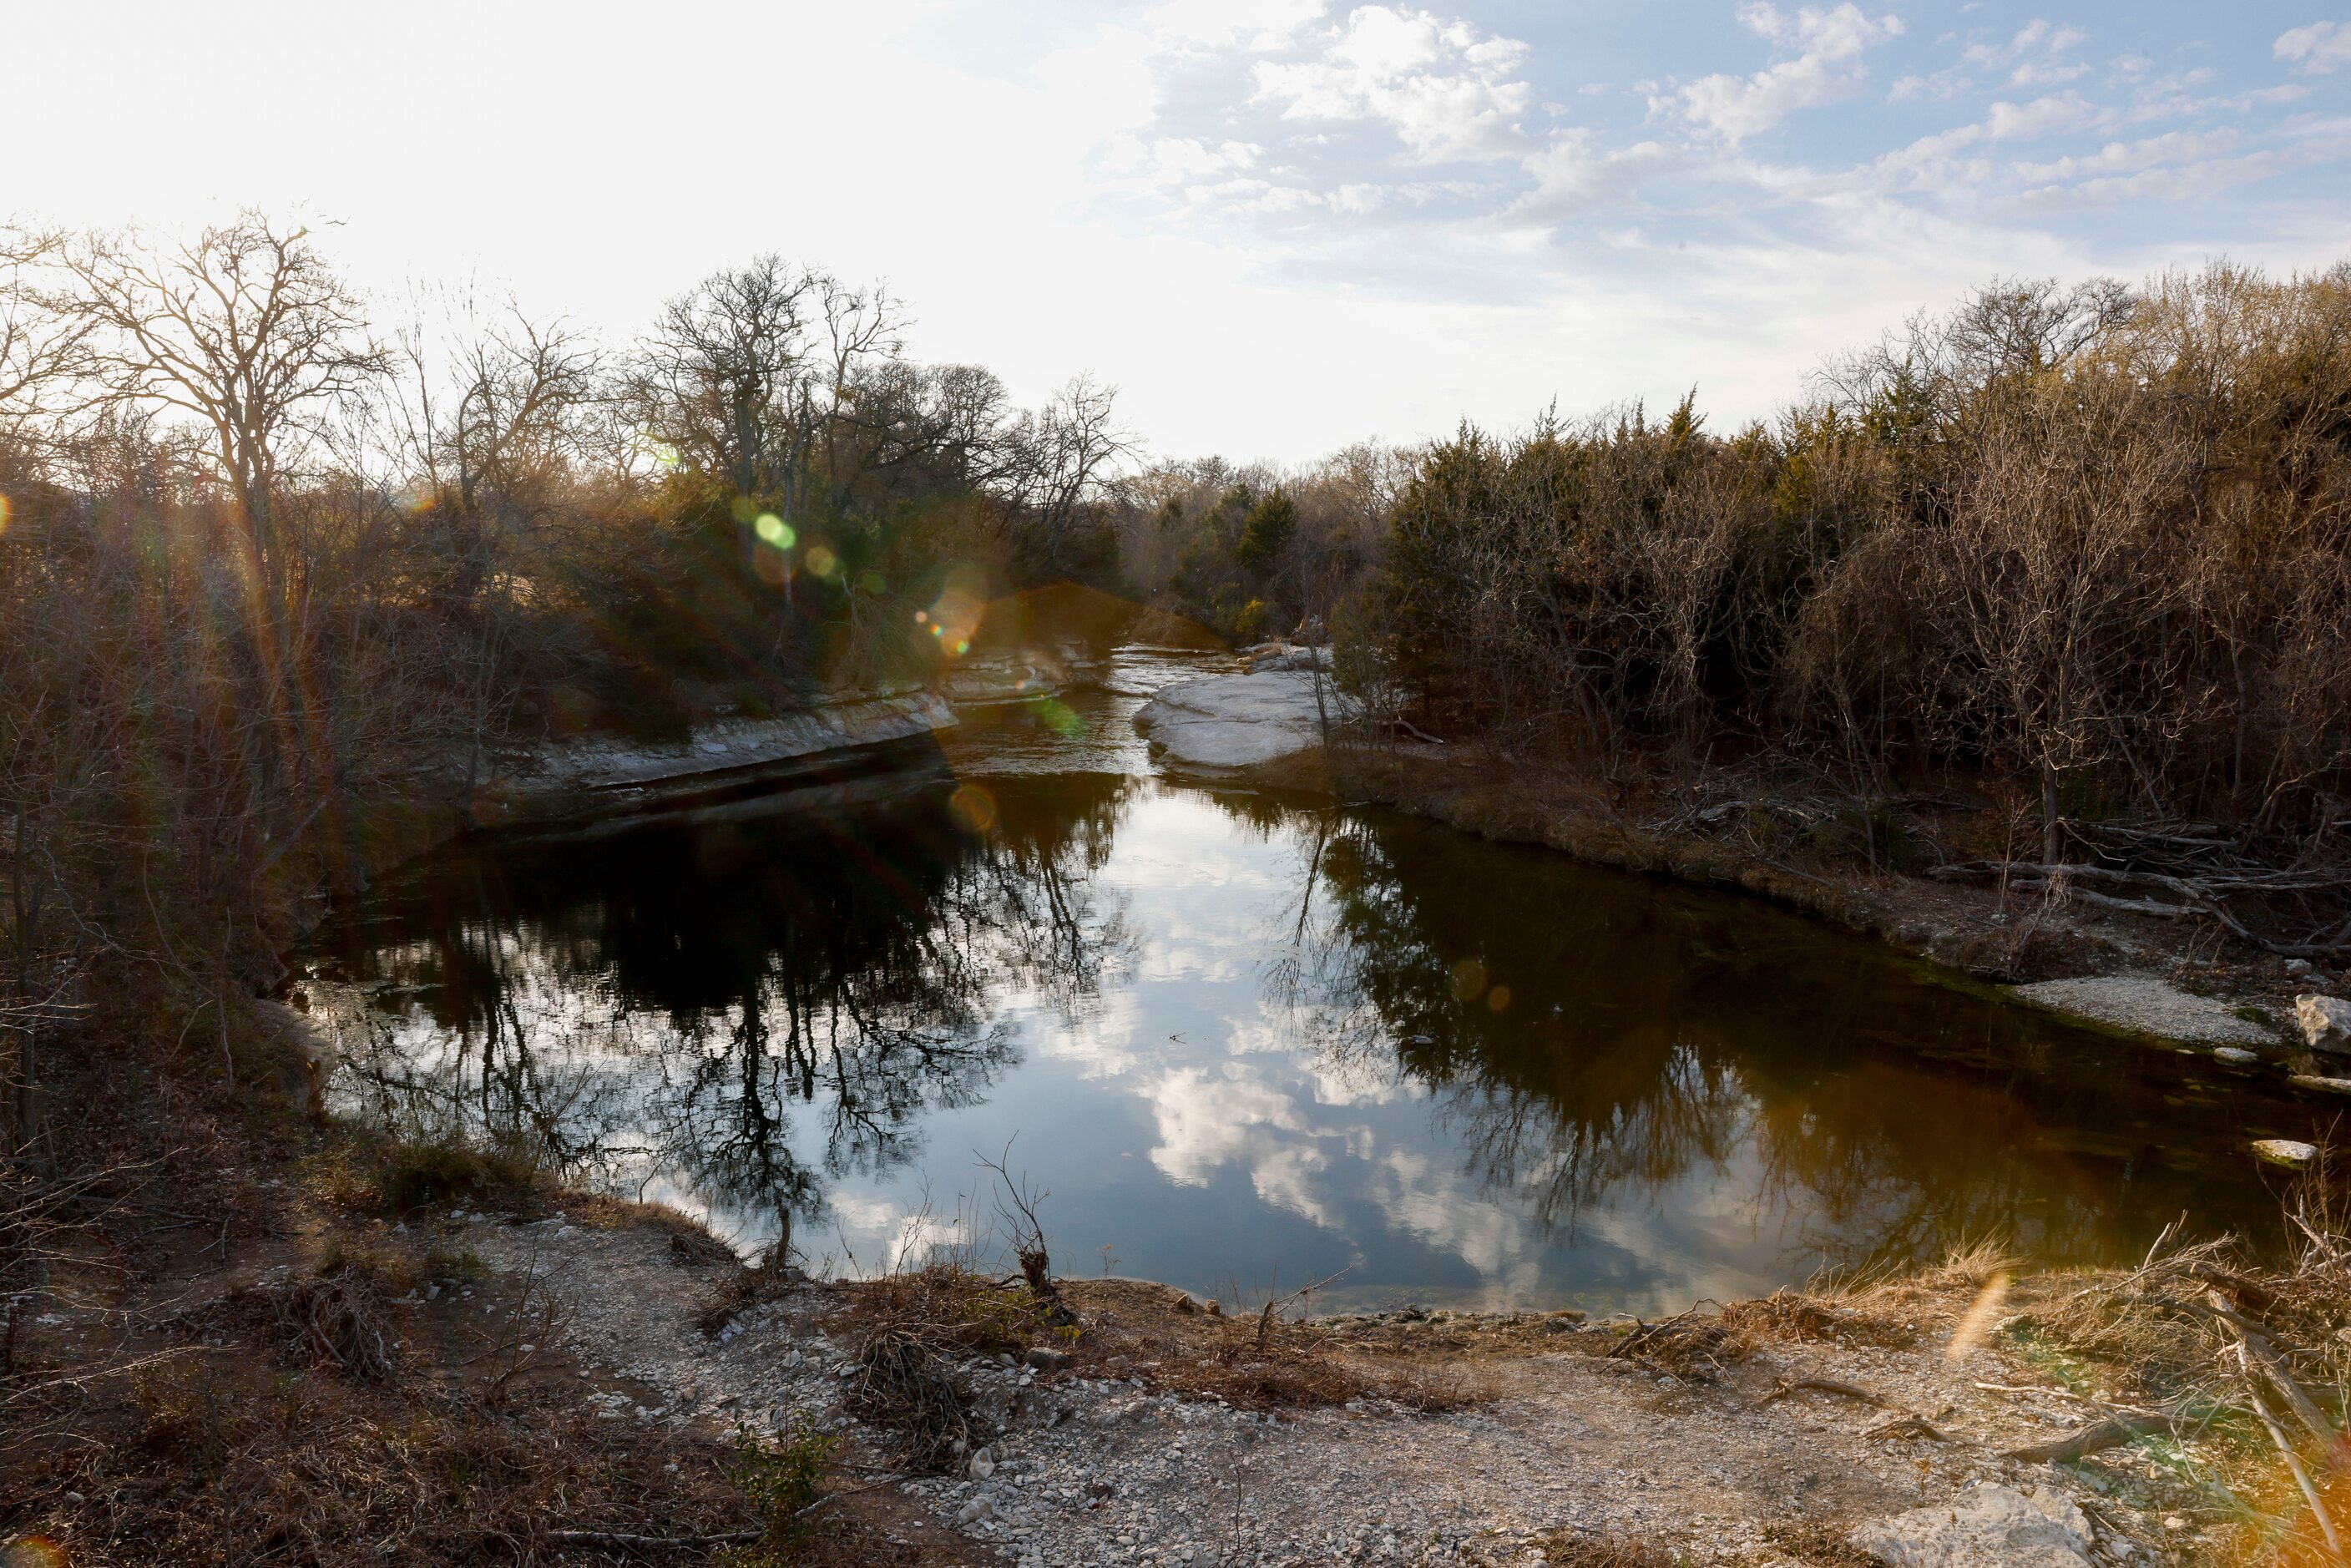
(310, 757), (2323, 1308)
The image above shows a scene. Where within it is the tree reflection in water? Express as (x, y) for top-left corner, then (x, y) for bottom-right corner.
(316, 767), (2309, 1297)
(1255, 800), (2300, 1277)
(316, 774), (1136, 1242)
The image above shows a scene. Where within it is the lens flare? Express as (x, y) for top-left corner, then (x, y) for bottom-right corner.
(858, 569), (885, 594)
(0, 493), (12, 536)
(1025, 695), (1083, 737)
(925, 563), (988, 653)
(806, 544), (838, 578)
(948, 782), (997, 833)
(1945, 1270), (2011, 1361)
(1449, 959), (1488, 1002)
(755, 513), (795, 549)
(6, 1538), (68, 1568)
(1486, 984), (1512, 1012)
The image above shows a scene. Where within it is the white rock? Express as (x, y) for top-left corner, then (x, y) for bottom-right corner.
(1132, 670), (1352, 771)
(2213, 1046), (2260, 1065)
(2297, 994), (2351, 1054)
(1851, 1483), (2091, 1567)
(2289, 1075), (2351, 1096)
(2253, 1138), (2320, 1168)
(970, 1447), (996, 1480)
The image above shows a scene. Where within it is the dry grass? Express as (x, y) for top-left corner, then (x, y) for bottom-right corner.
(1584, 1306), (1765, 1383)
(1981, 1162), (2351, 1564)
(240, 1266), (402, 1383)
(320, 1132), (549, 1219)
(1058, 1278), (1479, 1415)
(1719, 1290), (1919, 1352)
(1760, 1520), (1889, 1566)
(1533, 1533), (1682, 1568)
(10, 1351), (751, 1566)
(834, 1266), (1067, 1471)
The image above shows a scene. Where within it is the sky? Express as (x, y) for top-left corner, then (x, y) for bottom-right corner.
(11, 0), (2349, 462)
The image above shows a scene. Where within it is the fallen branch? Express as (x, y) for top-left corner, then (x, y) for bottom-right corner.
(2246, 1376), (2343, 1558)
(1754, 1377), (1887, 1409)
(2002, 1411), (2190, 1464)
(2212, 1295), (2338, 1454)
(544, 1529), (762, 1551)
(543, 1474), (904, 1553)
(1928, 860), (2351, 956)
(1863, 1414), (1949, 1443)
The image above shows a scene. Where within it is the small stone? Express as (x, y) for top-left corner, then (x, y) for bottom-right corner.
(2163, 1515), (2188, 1531)
(970, 1447), (996, 1480)
(2213, 1045), (2259, 1065)
(2254, 1138), (2320, 1168)
(2298, 994), (2351, 1053)
(1025, 1345), (1069, 1372)
(957, 1496), (995, 1525)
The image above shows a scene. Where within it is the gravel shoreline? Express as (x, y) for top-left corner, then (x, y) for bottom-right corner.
(461, 1213), (2209, 1566)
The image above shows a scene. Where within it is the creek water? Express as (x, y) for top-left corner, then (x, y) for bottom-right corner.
(309, 650), (2323, 1314)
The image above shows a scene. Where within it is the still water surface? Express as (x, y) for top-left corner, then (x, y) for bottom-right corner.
(311, 653), (2321, 1314)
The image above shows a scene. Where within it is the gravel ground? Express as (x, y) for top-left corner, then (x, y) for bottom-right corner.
(2010, 972), (2276, 1046)
(447, 1213), (2214, 1567)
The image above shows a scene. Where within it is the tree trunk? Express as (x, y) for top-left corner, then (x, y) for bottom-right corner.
(2040, 759), (2063, 866)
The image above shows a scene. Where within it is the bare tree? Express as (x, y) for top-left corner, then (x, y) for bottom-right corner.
(0, 226), (88, 474)
(390, 291), (605, 781)
(46, 212), (387, 593)
(1004, 374), (1133, 574)
(628, 255), (820, 501)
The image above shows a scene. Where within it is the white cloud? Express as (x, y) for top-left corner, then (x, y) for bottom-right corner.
(2276, 19), (2351, 74)
(1871, 93), (2101, 185)
(1513, 134), (1689, 215)
(2010, 58), (2091, 87)
(1103, 134), (1265, 188)
(1984, 93), (2100, 141)
(2010, 128), (2243, 183)
(1147, 0), (1327, 48)
(1145, 1064), (1305, 1185)
(1677, 3), (1904, 143)
(1252, 5), (1534, 161)
(2015, 150), (2295, 210)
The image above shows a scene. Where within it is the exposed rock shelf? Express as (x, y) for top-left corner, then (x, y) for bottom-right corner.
(480, 692), (956, 826)
(2007, 971), (2277, 1048)
(1131, 668), (1348, 772)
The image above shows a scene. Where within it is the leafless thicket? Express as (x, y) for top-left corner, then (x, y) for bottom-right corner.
(1358, 264), (2351, 947)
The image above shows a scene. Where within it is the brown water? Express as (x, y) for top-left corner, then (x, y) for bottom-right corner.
(307, 650), (2324, 1313)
